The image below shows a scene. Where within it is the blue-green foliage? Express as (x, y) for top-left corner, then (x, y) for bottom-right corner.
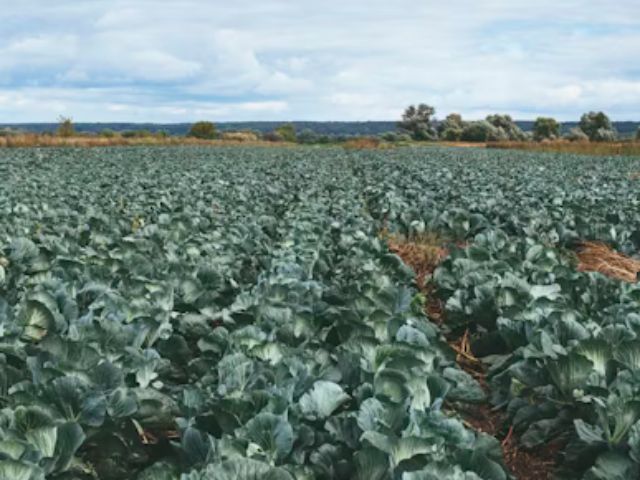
(1, 146), (640, 479)
(0, 147), (513, 480)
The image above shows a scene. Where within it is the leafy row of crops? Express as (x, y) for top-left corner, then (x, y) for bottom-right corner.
(1, 146), (639, 479)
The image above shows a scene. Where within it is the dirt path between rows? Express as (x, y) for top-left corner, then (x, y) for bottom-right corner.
(388, 236), (559, 480)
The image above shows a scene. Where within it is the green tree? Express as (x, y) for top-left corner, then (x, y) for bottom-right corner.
(297, 129), (319, 144)
(438, 113), (464, 141)
(564, 127), (589, 142)
(592, 128), (617, 142)
(441, 128), (462, 141)
(262, 131), (283, 142)
(275, 124), (297, 142)
(188, 121), (217, 140)
(99, 129), (117, 138)
(635, 127), (640, 141)
(380, 131), (411, 142)
(398, 104), (438, 141)
(579, 111), (616, 141)
(533, 117), (561, 141)
(485, 114), (526, 140)
(460, 121), (498, 142)
(57, 116), (75, 137)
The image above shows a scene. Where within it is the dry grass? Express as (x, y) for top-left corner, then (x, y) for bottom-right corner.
(449, 329), (484, 377)
(488, 140), (640, 157)
(384, 231), (449, 287)
(219, 131), (260, 142)
(576, 241), (640, 282)
(0, 133), (288, 149)
(438, 141), (487, 148)
(383, 230), (450, 324)
(342, 137), (387, 150)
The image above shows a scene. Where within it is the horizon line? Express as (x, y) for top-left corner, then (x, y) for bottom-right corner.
(2, 118), (640, 125)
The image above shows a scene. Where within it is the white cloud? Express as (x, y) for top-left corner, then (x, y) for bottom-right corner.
(0, 86), (289, 122)
(0, 0), (638, 121)
(257, 72), (312, 95)
(551, 85), (584, 104)
(238, 101), (288, 112)
(0, 34), (79, 70)
(116, 50), (202, 82)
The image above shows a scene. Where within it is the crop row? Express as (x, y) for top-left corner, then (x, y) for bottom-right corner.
(1, 146), (639, 479)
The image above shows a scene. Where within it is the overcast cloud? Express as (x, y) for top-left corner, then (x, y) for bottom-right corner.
(0, 0), (638, 122)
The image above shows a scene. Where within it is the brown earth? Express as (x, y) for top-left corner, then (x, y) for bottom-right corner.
(576, 241), (640, 283)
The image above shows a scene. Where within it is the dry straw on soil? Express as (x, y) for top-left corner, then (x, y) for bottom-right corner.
(385, 231), (449, 285)
(576, 241), (640, 282)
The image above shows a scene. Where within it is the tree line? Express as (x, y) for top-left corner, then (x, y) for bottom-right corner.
(185, 109), (638, 144)
(34, 111), (640, 145)
(398, 104), (626, 143)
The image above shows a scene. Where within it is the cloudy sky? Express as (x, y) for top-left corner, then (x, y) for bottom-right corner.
(1, 0), (639, 122)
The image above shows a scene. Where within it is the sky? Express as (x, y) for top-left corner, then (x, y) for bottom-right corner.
(0, 0), (639, 122)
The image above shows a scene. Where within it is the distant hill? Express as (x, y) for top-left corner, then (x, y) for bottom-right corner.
(2, 120), (639, 138)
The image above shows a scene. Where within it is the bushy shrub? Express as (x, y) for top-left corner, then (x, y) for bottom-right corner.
(438, 113), (463, 134)
(380, 131), (412, 142)
(57, 116), (75, 137)
(0, 128), (20, 137)
(188, 121), (217, 140)
(99, 129), (117, 138)
(579, 111), (616, 141)
(486, 114), (526, 140)
(487, 126), (509, 142)
(379, 131), (397, 142)
(438, 114), (465, 141)
(440, 128), (461, 141)
(460, 121), (498, 142)
(564, 127), (589, 142)
(592, 127), (618, 142)
(128, 130), (153, 138)
(398, 104), (438, 141)
(533, 117), (561, 141)
(297, 129), (320, 144)
(262, 131), (283, 142)
(319, 136), (332, 144)
(275, 124), (297, 142)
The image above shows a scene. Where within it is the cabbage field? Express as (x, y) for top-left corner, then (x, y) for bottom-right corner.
(1, 146), (640, 480)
